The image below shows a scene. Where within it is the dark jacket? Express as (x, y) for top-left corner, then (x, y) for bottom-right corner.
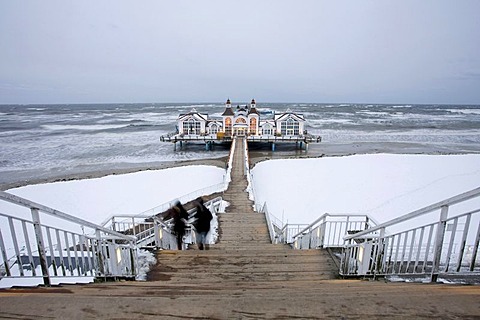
(168, 203), (188, 235)
(194, 203), (213, 233)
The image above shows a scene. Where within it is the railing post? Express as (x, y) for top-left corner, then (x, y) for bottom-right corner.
(129, 242), (136, 277)
(95, 229), (106, 277)
(154, 219), (161, 248)
(320, 221), (327, 247)
(431, 205), (449, 282)
(132, 217), (137, 239)
(374, 227), (386, 279)
(0, 228), (11, 276)
(31, 208), (51, 286)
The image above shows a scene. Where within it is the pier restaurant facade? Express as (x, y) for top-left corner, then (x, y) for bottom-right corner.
(177, 99), (306, 139)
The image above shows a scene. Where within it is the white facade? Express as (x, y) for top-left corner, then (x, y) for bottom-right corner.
(177, 100), (305, 138)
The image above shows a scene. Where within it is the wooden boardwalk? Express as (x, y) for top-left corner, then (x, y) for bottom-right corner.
(0, 137), (479, 319)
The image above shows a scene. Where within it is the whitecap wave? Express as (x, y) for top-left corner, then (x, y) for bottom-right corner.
(42, 124), (128, 131)
(446, 109), (480, 115)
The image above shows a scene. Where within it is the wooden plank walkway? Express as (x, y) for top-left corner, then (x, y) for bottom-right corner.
(0, 137), (479, 319)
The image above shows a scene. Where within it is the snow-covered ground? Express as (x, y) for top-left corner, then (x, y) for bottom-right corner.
(251, 154), (480, 226)
(5, 165), (226, 224)
(1, 154), (479, 288)
(4, 154), (480, 238)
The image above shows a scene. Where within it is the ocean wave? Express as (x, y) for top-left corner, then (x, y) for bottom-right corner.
(357, 111), (391, 116)
(446, 109), (480, 115)
(42, 124), (129, 131)
(390, 105), (413, 108)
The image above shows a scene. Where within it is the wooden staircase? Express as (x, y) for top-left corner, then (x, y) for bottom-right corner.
(147, 137), (338, 286)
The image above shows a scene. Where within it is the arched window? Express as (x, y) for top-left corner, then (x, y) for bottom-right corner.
(210, 124), (218, 134)
(225, 117), (232, 136)
(262, 123), (273, 136)
(249, 118), (257, 135)
(235, 117), (246, 124)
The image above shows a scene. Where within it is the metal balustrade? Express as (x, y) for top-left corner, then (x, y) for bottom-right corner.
(0, 190), (226, 288)
(340, 187), (480, 282)
(0, 191), (137, 287)
(101, 197), (225, 250)
(291, 214), (379, 249)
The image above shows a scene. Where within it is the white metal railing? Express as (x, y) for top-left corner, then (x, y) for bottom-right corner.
(101, 140), (235, 227)
(101, 183), (227, 227)
(258, 202), (285, 244)
(340, 187), (480, 282)
(101, 197), (225, 250)
(291, 213), (379, 249)
(0, 191), (137, 287)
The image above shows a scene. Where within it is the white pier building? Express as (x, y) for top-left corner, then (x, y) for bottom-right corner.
(160, 99), (321, 150)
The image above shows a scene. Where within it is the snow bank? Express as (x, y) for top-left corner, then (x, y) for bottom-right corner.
(251, 154), (480, 225)
(5, 165), (226, 224)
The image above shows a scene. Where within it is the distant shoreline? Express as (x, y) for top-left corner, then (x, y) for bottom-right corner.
(2, 140), (479, 191)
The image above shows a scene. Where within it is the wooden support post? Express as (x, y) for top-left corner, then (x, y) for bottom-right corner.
(31, 208), (51, 286)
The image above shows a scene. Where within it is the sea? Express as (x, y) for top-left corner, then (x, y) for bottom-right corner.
(1, 103), (480, 187)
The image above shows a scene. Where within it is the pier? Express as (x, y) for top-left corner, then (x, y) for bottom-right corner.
(160, 133), (321, 151)
(160, 99), (321, 151)
(0, 137), (479, 319)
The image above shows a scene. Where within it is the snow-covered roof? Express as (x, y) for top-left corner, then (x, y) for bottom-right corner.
(274, 111), (305, 122)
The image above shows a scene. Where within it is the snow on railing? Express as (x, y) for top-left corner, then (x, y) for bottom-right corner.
(340, 187), (480, 282)
(0, 191), (137, 289)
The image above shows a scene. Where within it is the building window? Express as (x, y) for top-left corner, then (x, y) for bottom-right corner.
(281, 118), (299, 136)
(235, 117), (246, 124)
(225, 117), (232, 136)
(184, 118), (201, 135)
(249, 118), (257, 135)
(210, 124), (218, 134)
(262, 124), (273, 135)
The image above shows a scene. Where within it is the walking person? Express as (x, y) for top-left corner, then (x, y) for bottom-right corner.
(167, 201), (188, 250)
(193, 197), (213, 250)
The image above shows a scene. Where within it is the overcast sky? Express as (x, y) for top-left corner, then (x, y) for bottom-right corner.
(1, 1), (479, 104)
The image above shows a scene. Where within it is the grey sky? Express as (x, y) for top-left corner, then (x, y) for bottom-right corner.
(1, 1), (479, 104)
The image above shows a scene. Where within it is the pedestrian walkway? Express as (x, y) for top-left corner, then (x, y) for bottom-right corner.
(0, 137), (479, 319)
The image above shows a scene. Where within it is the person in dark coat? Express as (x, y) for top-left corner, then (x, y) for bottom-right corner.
(193, 197), (213, 250)
(168, 201), (188, 250)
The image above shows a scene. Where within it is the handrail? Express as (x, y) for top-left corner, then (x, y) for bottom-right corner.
(0, 191), (138, 288)
(102, 196), (225, 250)
(292, 213), (380, 240)
(340, 186), (480, 281)
(0, 191), (134, 241)
(100, 181), (228, 228)
(344, 187), (480, 241)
